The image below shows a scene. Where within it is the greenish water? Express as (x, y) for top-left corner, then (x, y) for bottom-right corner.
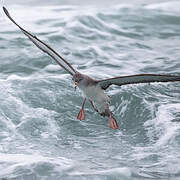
(0, 1), (180, 180)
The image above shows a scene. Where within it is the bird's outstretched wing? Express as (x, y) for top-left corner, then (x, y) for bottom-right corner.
(98, 74), (180, 90)
(3, 6), (76, 76)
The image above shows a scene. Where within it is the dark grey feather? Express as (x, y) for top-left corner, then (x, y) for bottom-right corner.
(98, 74), (180, 90)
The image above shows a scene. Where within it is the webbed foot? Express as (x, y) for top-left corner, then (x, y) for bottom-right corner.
(77, 109), (85, 120)
(109, 115), (119, 129)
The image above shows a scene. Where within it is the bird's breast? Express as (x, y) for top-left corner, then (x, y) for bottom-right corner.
(79, 85), (110, 113)
(80, 85), (104, 100)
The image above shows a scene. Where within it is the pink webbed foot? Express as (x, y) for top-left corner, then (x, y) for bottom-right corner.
(77, 98), (86, 120)
(109, 115), (119, 129)
(77, 109), (85, 120)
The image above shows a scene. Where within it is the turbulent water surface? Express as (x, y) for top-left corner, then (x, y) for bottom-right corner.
(0, 1), (180, 180)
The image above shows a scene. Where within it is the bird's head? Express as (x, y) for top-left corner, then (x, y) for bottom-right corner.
(72, 72), (85, 89)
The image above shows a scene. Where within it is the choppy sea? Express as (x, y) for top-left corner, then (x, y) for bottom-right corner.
(0, 1), (180, 179)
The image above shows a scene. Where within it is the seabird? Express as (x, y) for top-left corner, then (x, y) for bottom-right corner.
(3, 6), (180, 129)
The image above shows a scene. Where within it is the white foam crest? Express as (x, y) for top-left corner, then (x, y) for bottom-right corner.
(16, 104), (60, 138)
(99, 167), (131, 177)
(145, 1), (180, 13)
(7, 73), (69, 83)
(69, 167), (132, 179)
(0, 153), (72, 177)
(134, 103), (180, 163)
(145, 103), (180, 147)
(0, 75), (60, 139)
(0, 80), (26, 140)
(44, 64), (63, 72)
(154, 104), (180, 147)
(7, 74), (32, 81)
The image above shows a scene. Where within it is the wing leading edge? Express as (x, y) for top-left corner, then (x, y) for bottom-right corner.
(98, 74), (180, 90)
(3, 6), (76, 76)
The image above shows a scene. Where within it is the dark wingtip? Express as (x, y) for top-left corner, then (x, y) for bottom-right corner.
(3, 6), (10, 17)
(3, 6), (7, 14)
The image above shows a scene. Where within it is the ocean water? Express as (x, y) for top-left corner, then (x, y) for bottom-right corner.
(0, 1), (180, 179)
